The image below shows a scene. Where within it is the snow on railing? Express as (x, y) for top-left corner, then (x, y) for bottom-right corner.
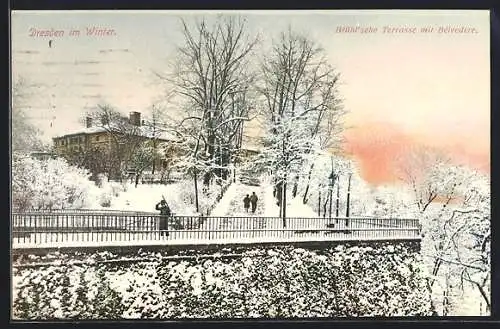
(12, 208), (157, 215)
(11, 211), (421, 248)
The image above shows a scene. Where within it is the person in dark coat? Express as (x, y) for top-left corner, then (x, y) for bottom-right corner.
(243, 194), (251, 212)
(155, 199), (171, 237)
(250, 192), (258, 214)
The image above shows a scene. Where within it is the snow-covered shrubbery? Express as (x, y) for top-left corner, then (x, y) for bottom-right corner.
(102, 179), (229, 216)
(12, 243), (433, 319)
(12, 153), (98, 210)
(94, 180), (128, 208)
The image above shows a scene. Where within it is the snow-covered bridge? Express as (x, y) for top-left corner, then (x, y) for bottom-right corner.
(11, 209), (421, 253)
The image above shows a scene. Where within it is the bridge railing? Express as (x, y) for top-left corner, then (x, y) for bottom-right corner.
(11, 211), (421, 246)
(11, 208), (157, 215)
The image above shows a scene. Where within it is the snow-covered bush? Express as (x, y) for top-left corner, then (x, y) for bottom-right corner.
(12, 243), (433, 319)
(12, 153), (97, 210)
(99, 193), (112, 208)
(95, 180), (127, 208)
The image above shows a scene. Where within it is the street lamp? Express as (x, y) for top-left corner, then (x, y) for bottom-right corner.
(318, 183), (322, 217)
(345, 163), (352, 231)
(335, 175), (340, 223)
(328, 171), (336, 222)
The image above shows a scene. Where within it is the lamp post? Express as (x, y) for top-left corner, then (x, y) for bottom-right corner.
(328, 171), (335, 222)
(219, 140), (223, 200)
(345, 172), (352, 229)
(335, 177), (340, 223)
(318, 184), (321, 217)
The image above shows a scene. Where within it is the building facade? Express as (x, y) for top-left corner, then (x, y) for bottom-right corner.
(52, 111), (178, 179)
(52, 111), (261, 182)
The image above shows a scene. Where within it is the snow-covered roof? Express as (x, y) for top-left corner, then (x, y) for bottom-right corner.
(53, 124), (179, 141)
(52, 126), (109, 138)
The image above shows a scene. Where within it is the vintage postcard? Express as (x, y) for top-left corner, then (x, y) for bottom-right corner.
(11, 10), (490, 319)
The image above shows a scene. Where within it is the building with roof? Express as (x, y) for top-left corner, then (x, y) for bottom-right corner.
(52, 111), (179, 178)
(53, 111), (178, 154)
(52, 110), (262, 182)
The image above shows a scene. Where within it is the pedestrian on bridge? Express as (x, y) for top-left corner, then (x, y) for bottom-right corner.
(155, 199), (171, 237)
(243, 194), (251, 212)
(250, 192), (258, 214)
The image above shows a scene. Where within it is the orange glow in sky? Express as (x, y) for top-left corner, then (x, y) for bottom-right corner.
(11, 10), (490, 186)
(343, 122), (490, 185)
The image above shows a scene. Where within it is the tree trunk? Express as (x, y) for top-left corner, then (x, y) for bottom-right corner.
(194, 171), (199, 213)
(346, 174), (352, 218)
(336, 182), (340, 222)
(329, 186), (333, 219)
(135, 174), (140, 188)
(276, 181), (283, 206)
(292, 180), (298, 198)
(302, 164), (315, 204)
(282, 181), (287, 227)
(204, 133), (216, 186)
(318, 189), (321, 217)
(474, 282), (491, 312)
(323, 198), (328, 218)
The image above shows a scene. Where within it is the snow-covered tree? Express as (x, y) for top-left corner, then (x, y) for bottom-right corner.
(129, 141), (157, 187)
(396, 146), (451, 212)
(66, 145), (112, 182)
(12, 153), (96, 210)
(294, 154), (353, 217)
(420, 167), (490, 314)
(158, 16), (259, 211)
(164, 16), (258, 184)
(397, 147), (491, 315)
(255, 28), (344, 223)
(144, 103), (165, 175)
(85, 104), (144, 181)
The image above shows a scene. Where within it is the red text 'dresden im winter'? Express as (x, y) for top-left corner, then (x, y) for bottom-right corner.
(29, 26), (116, 37)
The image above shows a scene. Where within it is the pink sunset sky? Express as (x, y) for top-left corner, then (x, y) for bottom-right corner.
(11, 10), (490, 185)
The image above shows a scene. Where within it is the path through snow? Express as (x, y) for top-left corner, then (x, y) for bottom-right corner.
(207, 182), (283, 232)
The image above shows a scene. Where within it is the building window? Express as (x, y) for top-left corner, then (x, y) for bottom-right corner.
(96, 135), (100, 142)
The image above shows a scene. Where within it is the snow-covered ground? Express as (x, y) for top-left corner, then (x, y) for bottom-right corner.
(83, 180), (231, 217)
(93, 182), (199, 215)
(11, 170), (483, 316)
(212, 180), (319, 219)
(13, 164), (420, 250)
(12, 180), (421, 249)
